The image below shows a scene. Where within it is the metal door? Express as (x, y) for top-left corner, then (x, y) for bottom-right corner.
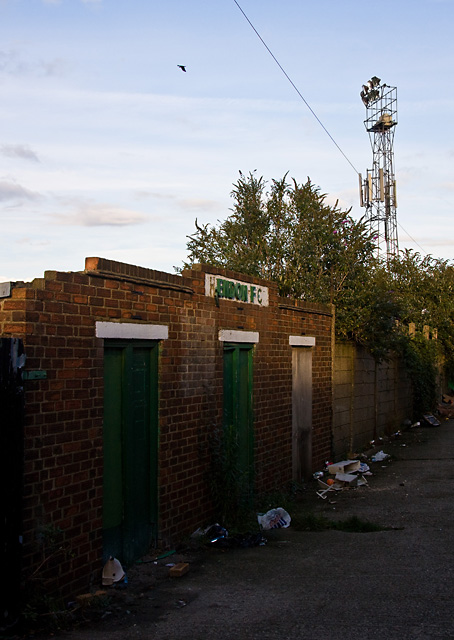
(223, 343), (254, 504)
(102, 341), (158, 566)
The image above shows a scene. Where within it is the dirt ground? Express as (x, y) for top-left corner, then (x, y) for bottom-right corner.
(11, 418), (454, 640)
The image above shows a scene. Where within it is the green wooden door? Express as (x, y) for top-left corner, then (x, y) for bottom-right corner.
(223, 343), (254, 505)
(103, 341), (158, 566)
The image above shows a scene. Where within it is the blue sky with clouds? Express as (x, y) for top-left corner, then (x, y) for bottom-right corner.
(1, 0), (453, 282)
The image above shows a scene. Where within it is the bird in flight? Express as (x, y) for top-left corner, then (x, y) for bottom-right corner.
(177, 65), (186, 72)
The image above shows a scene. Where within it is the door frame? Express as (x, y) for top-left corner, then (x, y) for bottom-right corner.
(290, 336), (315, 481)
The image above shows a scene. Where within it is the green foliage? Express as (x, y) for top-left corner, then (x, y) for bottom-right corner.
(182, 171), (454, 408)
(336, 264), (404, 360)
(21, 592), (69, 630)
(387, 250), (454, 329)
(17, 525), (77, 635)
(184, 172), (376, 304)
(384, 251), (453, 413)
(398, 334), (439, 416)
(208, 423), (252, 529)
(254, 485), (299, 519)
(445, 357), (454, 392)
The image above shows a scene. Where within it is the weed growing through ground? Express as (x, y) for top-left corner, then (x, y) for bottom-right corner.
(291, 512), (388, 532)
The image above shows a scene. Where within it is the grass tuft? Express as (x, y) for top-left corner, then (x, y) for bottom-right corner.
(291, 512), (387, 533)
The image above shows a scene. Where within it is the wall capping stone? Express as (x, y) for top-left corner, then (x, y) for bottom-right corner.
(289, 336), (316, 347)
(96, 321), (169, 340)
(218, 329), (259, 343)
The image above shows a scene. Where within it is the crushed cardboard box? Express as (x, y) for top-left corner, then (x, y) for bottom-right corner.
(328, 460), (361, 474)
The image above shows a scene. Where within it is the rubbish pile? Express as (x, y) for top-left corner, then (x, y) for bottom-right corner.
(436, 394), (454, 418)
(191, 523), (267, 548)
(190, 508), (291, 549)
(313, 405), (453, 500)
(315, 459), (372, 500)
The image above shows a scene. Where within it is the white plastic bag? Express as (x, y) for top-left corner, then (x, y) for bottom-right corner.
(257, 507), (291, 530)
(371, 450), (389, 462)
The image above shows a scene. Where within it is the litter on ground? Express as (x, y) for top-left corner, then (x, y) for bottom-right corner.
(371, 450), (389, 462)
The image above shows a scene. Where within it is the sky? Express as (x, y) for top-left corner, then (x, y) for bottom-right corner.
(1, 0), (453, 283)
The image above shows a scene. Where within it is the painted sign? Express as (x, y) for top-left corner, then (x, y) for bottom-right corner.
(205, 274), (269, 306)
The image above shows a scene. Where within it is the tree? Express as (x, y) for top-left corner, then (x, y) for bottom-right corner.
(182, 172), (454, 408)
(387, 251), (454, 399)
(183, 172), (376, 304)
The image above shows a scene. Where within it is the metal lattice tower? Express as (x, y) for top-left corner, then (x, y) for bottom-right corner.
(359, 77), (398, 263)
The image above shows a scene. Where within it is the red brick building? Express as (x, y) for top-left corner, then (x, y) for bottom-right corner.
(0, 257), (333, 596)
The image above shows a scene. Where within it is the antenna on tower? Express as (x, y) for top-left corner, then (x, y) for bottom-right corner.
(359, 77), (399, 264)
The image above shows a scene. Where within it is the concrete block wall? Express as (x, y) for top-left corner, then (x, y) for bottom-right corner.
(0, 258), (333, 597)
(333, 342), (413, 458)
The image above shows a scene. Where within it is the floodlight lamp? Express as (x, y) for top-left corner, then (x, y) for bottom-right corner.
(360, 77), (384, 106)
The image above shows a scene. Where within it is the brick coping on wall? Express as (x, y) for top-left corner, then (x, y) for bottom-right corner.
(84, 257), (194, 294)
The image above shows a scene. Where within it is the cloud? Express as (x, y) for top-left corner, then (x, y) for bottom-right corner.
(176, 198), (221, 212)
(439, 182), (454, 191)
(0, 50), (26, 75)
(0, 179), (41, 202)
(0, 49), (68, 77)
(40, 58), (68, 77)
(15, 236), (50, 247)
(53, 202), (148, 227)
(422, 238), (454, 247)
(0, 144), (40, 162)
(133, 191), (176, 201)
(132, 192), (221, 214)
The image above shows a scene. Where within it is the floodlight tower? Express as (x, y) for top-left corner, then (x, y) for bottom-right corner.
(359, 77), (398, 263)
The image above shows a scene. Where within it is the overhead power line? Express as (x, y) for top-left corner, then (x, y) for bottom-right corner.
(232, 0), (360, 175)
(397, 222), (428, 256)
(232, 1), (432, 258)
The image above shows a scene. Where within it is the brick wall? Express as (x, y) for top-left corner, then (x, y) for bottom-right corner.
(0, 258), (333, 597)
